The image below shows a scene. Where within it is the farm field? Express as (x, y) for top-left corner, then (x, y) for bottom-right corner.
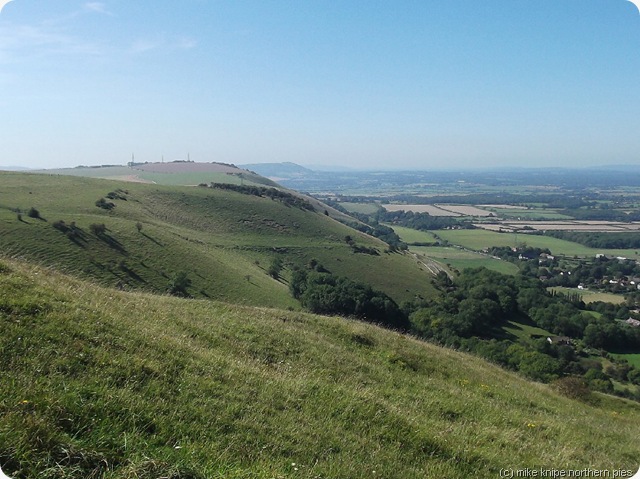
(434, 229), (640, 260)
(435, 204), (493, 216)
(390, 225), (518, 274)
(389, 225), (439, 244)
(411, 245), (520, 275)
(339, 201), (381, 215)
(548, 287), (627, 305)
(486, 221), (640, 232)
(382, 204), (460, 216)
(481, 208), (574, 220)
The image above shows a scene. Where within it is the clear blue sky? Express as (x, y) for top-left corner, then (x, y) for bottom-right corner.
(1, 0), (639, 170)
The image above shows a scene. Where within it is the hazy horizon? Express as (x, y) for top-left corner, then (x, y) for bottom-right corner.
(1, 1), (639, 170)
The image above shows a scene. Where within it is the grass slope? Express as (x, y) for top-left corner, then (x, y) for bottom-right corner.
(34, 165), (277, 188)
(0, 172), (434, 307)
(1, 258), (639, 478)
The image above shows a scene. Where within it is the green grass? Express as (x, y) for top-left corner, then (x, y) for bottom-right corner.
(611, 353), (640, 368)
(339, 202), (381, 215)
(502, 320), (553, 342)
(486, 209), (573, 220)
(34, 166), (274, 187)
(389, 225), (439, 244)
(435, 229), (640, 259)
(1, 257), (639, 478)
(0, 172), (436, 307)
(548, 287), (626, 305)
(411, 246), (520, 275)
(391, 226), (518, 275)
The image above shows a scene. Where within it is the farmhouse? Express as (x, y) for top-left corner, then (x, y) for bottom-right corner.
(547, 336), (572, 346)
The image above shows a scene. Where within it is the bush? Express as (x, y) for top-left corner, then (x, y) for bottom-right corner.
(89, 223), (106, 235)
(27, 207), (40, 219)
(52, 220), (69, 232)
(552, 377), (592, 401)
(167, 272), (191, 297)
(95, 198), (115, 210)
(268, 258), (283, 279)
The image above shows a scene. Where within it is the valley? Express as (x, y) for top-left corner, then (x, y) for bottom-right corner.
(2, 163), (640, 478)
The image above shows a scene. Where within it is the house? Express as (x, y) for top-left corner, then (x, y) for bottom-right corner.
(547, 336), (572, 346)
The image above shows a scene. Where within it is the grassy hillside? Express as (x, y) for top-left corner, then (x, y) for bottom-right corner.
(1, 258), (639, 478)
(0, 172), (435, 307)
(33, 164), (277, 188)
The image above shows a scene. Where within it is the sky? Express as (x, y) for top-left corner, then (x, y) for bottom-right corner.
(0, 0), (639, 170)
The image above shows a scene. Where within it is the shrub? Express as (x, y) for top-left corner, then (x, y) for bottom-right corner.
(552, 377), (592, 401)
(27, 207), (40, 218)
(628, 368), (640, 386)
(52, 220), (69, 232)
(268, 258), (283, 279)
(167, 272), (191, 297)
(89, 223), (106, 235)
(95, 198), (115, 210)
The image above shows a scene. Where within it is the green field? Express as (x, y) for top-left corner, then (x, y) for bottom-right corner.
(483, 208), (574, 220)
(0, 172), (436, 307)
(339, 202), (381, 215)
(389, 225), (439, 244)
(411, 246), (520, 275)
(435, 229), (640, 259)
(391, 226), (518, 274)
(612, 353), (640, 369)
(1, 257), (639, 478)
(502, 319), (553, 342)
(549, 287), (626, 305)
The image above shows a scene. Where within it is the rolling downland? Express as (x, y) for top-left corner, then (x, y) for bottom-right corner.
(0, 172), (436, 308)
(1, 257), (639, 478)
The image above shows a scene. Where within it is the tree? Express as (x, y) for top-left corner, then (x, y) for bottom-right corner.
(135, 222), (143, 233)
(268, 258), (283, 279)
(167, 272), (191, 297)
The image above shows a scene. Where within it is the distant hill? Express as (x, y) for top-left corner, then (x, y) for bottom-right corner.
(0, 172), (435, 307)
(0, 165), (31, 171)
(240, 161), (314, 179)
(1, 256), (638, 478)
(33, 161), (278, 187)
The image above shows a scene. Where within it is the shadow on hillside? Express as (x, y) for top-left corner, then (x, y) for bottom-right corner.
(121, 266), (145, 284)
(492, 324), (519, 343)
(67, 227), (89, 248)
(97, 233), (127, 254)
(140, 232), (163, 247)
